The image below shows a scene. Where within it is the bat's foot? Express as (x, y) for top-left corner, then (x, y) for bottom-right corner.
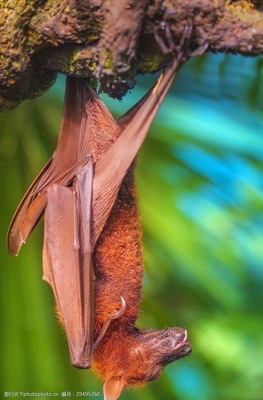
(154, 24), (190, 56)
(93, 297), (126, 352)
(154, 22), (208, 62)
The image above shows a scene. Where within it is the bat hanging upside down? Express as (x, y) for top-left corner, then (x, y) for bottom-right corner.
(7, 54), (191, 399)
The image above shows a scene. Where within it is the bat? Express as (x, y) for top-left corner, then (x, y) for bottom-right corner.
(7, 53), (192, 398)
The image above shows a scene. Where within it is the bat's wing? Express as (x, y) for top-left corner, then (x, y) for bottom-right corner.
(92, 59), (181, 243)
(117, 59), (182, 128)
(8, 60), (180, 256)
(7, 158), (52, 256)
(7, 77), (119, 256)
(7, 77), (88, 256)
(43, 158), (95, 368)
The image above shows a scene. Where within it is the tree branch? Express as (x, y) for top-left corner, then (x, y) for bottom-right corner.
(0, 0), (262, 110)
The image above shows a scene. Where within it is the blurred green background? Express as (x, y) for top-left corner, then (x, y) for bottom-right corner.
(1, 53), (263, 400)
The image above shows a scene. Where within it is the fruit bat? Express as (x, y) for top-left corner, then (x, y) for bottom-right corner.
(7, 55), (191, 399)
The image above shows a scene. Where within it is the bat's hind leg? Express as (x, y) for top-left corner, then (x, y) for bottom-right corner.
(93, 296), (126, 351)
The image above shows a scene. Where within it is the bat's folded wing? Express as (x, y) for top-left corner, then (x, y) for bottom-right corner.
(7, 158), (53, 256)
(43, 159), (95, 368)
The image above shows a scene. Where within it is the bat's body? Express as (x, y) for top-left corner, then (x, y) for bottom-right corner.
(8, 54), (192, 398)
(93, 169), (191, 398)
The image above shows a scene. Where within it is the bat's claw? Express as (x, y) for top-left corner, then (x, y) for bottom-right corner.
(93, 297), (126, 352)
(155, 21), (208, 62)
(110, 296), (126, 320)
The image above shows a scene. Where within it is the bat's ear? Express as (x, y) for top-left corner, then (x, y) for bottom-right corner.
(103, 375), (125, 400)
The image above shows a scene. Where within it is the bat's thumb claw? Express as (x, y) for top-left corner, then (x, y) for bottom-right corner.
(93, 297), (126, 352)
(111, 296), (126, 319)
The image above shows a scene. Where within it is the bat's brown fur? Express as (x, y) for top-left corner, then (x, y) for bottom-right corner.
(92, 169), (191, 393)
(85, 91), (143, 330)
(93, 167), (142, 332)
(92, 166), (147, 383)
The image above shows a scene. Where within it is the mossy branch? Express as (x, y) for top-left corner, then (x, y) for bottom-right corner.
(0, 0), (263, 110)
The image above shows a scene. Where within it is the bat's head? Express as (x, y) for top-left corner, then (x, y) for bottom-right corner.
(94, 326), (191, 400)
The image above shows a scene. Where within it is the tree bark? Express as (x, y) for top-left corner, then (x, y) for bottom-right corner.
(0, 0), (262, 110)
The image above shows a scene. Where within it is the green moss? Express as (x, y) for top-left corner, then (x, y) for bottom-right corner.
(69, 64), (75, 73)
(89, 61), (97, 72)
(71, 50), (80, 63)
(104, 49), (114, 70)
(139, 54), (163, 72)
(12, 61), (20, 69)
(26, 29), (39, 43)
